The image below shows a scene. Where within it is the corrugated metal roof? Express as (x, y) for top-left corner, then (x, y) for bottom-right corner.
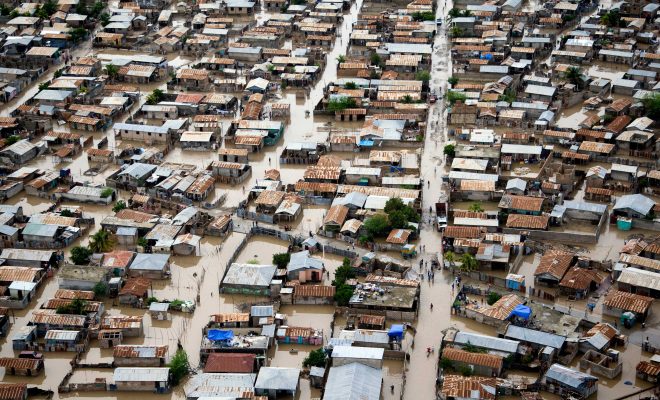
(113, 345), (168, 359)
(441, 375), (496, 400)
(603, 290), (653, 313)
(442, 347), (503, 369)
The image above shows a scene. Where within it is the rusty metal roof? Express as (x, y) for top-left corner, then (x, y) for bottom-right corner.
(54, 289), (95, 300)
(43, 299), (101, 312)
(113, 345), (168, 358)
(204, 353), (255, 373)
(386, 229), (411, 244)
(603, 290), (653, 314)
(30, 312), (86, 326)
(559, 267), (604, 290)
(534, 250), (574, 280)
(0, 384), (27, 400)
(442, 347), (503, 369)
(505, 214), (549, 230)
(0, 266), (42, 283)
(443, 226), (483, 239)
(119, 278), (151, 297)
(115, 209), (156, 223)
(323, 205), (348, 226)
(255, 190), (285, 206)
(636, 361), (660, 376)
(477, 293), (524, 320)
(295, 181), (337, 193)
(579, 141), (615, 154)
(358, 314), (385, 326)
(584, 323), (618, 340)
(211, 313), (249, 323)
(102, 250), (136, 268)
(441, 375), (496, 400)
(0, 357), (42, 370)
(294, 285), (335, 298)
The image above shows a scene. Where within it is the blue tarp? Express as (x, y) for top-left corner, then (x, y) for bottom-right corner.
(208, 329), (234, 341)
(509, 305), (532, 320)
(359, 140), (374, 147)
(388, 324), (404, 339)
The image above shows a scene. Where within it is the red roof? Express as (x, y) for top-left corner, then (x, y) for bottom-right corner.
(204, 353), (255, 373)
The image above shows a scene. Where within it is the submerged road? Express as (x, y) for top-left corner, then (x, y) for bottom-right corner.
(403, 0), (454, 398)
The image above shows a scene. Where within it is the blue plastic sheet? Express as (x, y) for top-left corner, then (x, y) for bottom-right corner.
(388, 324), (404, 339)
(509, 305), (532, 320)
(208, 329), (234, 341)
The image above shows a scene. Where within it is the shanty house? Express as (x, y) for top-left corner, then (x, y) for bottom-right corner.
(544, 364), (598, 398)
(286, 251), (324, 282)
(112, 367), (170, 393)
(221, 263), (277, 296)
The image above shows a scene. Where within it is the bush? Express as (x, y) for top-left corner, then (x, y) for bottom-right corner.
(168, 349), (190, 385)
(642, 92), (660, 120)
(458, 365), (473, 376)
(5, 135), (21, 146)
(56, 298), (87, 315)
(100, 188), (113, 198)
(369, 53), (381, 66)
(486, 292), (502, 305)
(93, 282), (107, 298)
(334, 284), (354, 306)
(112, 200), (126, 213)
(327, 97), (357, 111)
(415, 71), (431, 82)
(303, 348), (327, 368)
(448, 76), (459, 85)
(344, 81), (357, 89)
(447, 91), (467, 105)
(440, 358), (453, 369)
(70, 246), (92, 265)
(412, 11), (435, 21)
(363, 214), (391, 238)
(60, 209), (74, 217)
(272, 253), (291, 269)
(333, 258), (356, 285)
(443, 144), (455, 158)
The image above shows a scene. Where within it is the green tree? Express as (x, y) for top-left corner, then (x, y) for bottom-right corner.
(99, 12), (110, 26)
(60, 209), (74, 217)
(89, 1), (104, 17)
(303, 348), (327, 368)
(498, 89), (516, 103)
(9, 10), (19, 19)
(5, 135), (20, 146)
(412, 11), (435, 21)
(460, 253), (479, 272)
(89, 230), (115, 253)
(600, 10), (622, 27)
(70, 27), (88, 42)
(447, 91), (467, 105)
(388, 210), (410, 229)
(415, 71), (431, 82)
(468, 203), (484, 212)
(443, 144), (455, 158)
(70, 246), (92, 265)
(344, 81), (357, 89)
(100, 188), (114, 198)
(486, 291), (502, 305)
(168, 348), (190, 386)
(448, 8), (461, 18)
(363, 214), (390, 237)
(0, 4), (12, 15)
(35, 0), (57, 18)
(93, 281), (107, 297)
(450, 26), (464, 37)
(146, 88), (165, 105)
(369, 53), (381, 66)
(137, 237), (148, 248)
(333, 258), (356, 285)
(272, 253), (291, 268)
(564, 66), (585, 89)
(336, 55), (346, 63)
(112, 200), (127, 213)
(641, 93), (660, 120)
(327, 97), (357, 111)
(104, 64), (119, 82)
(444, 251), (456, 269)
(401, 94), (414, 104)
(448, 76), (459, 86)
(462, 10), (472, 16)
(384, 198), (406, 214)
(334, 284), (354, 306)
(38, 82), (49, 91)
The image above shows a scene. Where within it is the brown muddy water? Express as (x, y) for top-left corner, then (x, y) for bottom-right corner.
(0, 0), (655, 400)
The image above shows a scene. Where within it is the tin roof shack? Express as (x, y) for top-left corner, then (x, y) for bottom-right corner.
(293, 285), (335, 305)
(114, 345), (167, 367)
(443, 329), (520, 358)
(440, 375), (497, 400)
(254, 367), (297, 397)
(636, 358), (660, 383)
(128, 253), (170, 279)
(29, 312), (88, 337)
(58, 265), (109, 291)
(101, 250), (136, 277)
(0, 383), (27, 400)
(118, 278), (151, 306)
(221, 263), (277, 296)
(349, 282), (419, 321)
(616, 268), (660, 298)
(203, 353), (257, 373)
(102, 316), (144, 337)
(0, 140), (40, 166)
(441, 347), (504, 377)
(504, 325), (567, 354)
(185, 373), (256, 399)
(324, 362), (382, 400)
(0, 357), (44, 376)
(331, 345), (384, 369)
(112, 367), (170, 393)
(534, 250), (575, 287)
(11, 325), (38, 351)
(276, 326), (323, 345)
(43, 328), (88, 352)
(280, 142), (326, 164)
(466, 290), (524, 328)
(544, 363), (598, 399)
(108, 163), (158, 190)
(613, 194), (656, 220)
(603, 290), (653, 320)
(558, 267), (605, 299)
(323, 205), (349, 233)
(209, 162), (252, 185)
(286, 251), (324, 283)
(498, 195), (544, 216)
(59, 185), (116, 205)
(579, 323), (621, 354)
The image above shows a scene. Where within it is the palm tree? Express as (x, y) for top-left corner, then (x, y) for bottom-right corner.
(564, 66), (584, 89)
(89, 230), (115, 253)
(104, 64), (119, 82)
(444, 251), (456, 269)
(459, 253), (478, 272)
(450, 26), (464, 38)
(448, 8), (461, 18)
(336, 55), (346, 64)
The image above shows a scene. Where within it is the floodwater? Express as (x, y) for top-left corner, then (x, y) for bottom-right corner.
(1, 0), (657, 399)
